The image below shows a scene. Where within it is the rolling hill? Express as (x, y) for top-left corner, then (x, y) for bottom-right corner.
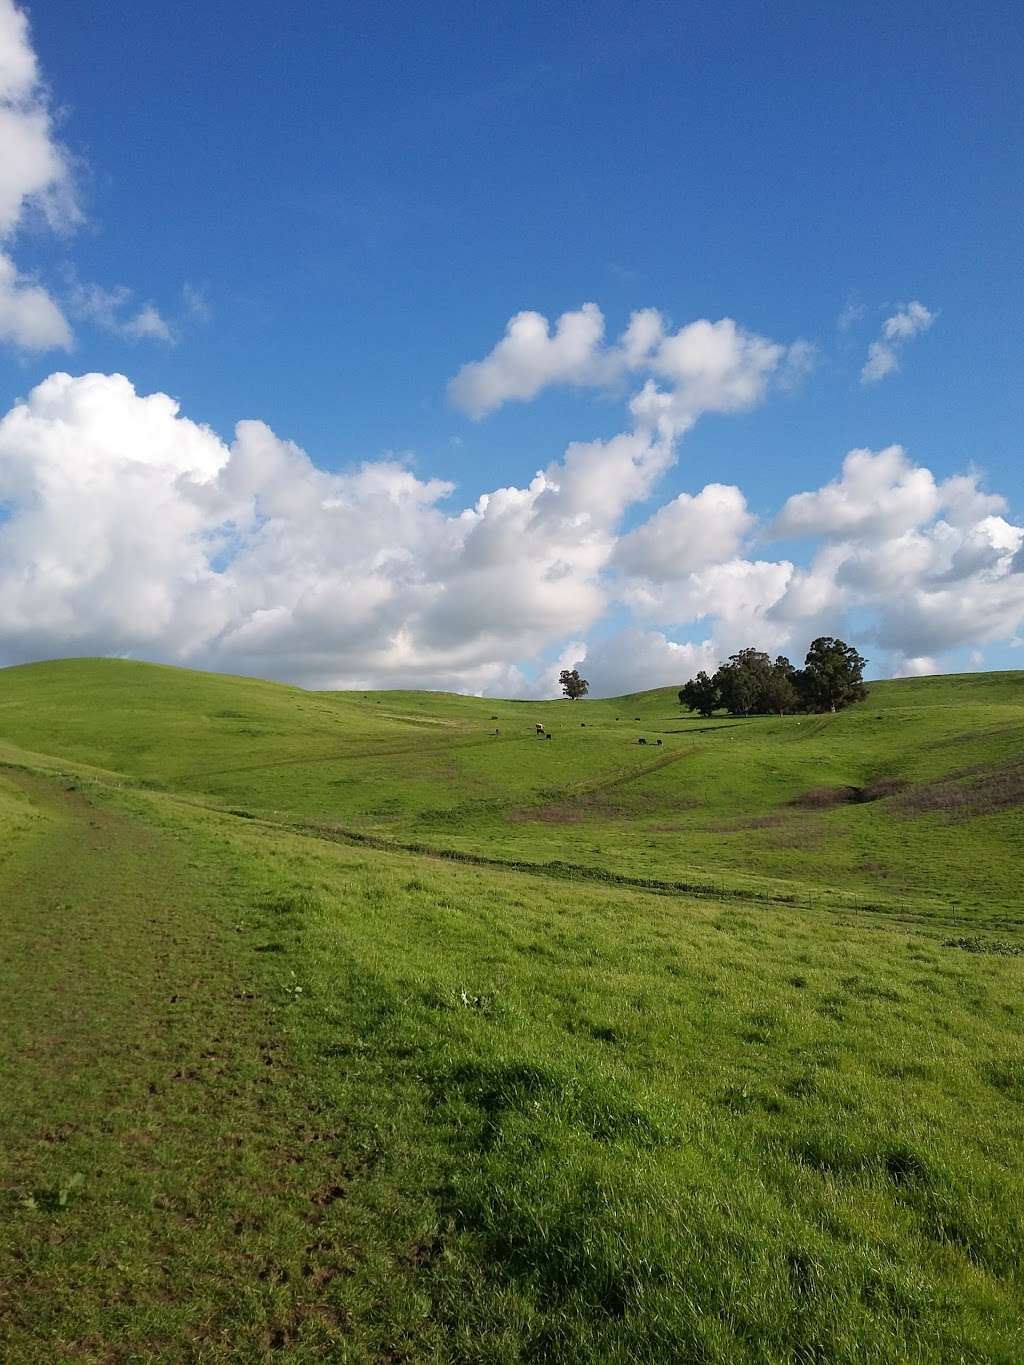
(1, 657), (1022, 919)
(1, 658), (1021, 1362)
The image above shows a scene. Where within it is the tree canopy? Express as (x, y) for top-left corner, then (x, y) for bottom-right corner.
(678, 670), (718, 718)
(679, 639), (867, 717)
(798, 636), (869, 713)
(559, 668), (589, 700)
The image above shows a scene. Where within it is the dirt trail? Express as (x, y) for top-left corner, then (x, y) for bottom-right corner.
(0, 772), (291, 1356)
(0, 773), (219, 1095)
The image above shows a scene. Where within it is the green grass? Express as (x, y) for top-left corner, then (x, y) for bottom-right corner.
(2, 658), (1021, 918)
(1, 659), (1022, 1361)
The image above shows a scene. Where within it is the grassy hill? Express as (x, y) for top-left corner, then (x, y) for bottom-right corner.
(2, 657), (1021, 919)
(1, 659), (1022, 1361)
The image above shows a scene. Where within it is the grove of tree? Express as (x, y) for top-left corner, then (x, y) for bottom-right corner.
(679, 638), (868, 717)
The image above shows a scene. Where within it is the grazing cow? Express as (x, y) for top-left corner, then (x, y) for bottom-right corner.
(546, 733), (552, 740)
(535, 723), (545, 736)
(580, 722), (586, 727)
(656, 738), (663, 746)
(638, 737), (647, 745)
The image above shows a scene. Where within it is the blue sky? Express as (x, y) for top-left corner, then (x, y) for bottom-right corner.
(0, 0), (1021, 693)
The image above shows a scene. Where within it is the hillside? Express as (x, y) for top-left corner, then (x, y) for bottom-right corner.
(1, 657), (1022, 920)
(1, 658), (1022, 1362)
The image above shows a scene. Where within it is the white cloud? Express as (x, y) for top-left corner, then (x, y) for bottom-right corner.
(938, 473), (1007, 528)
(614, 556), (796, 675)
(0, 0), (36, 103)
(0, 370), (673, 688)
(861, 300), (935, 384)
(641, 317), (789, 432)
(69, 282), (175, 343)
(513, 639), (589, 701)
(0, 3), (177, 355)
(79, 290), (167, 341)
(0, 0), (76, 348)
(0, 0), (77, 236)
(593, 449), (1023, 694)
(68, 281), (130, 328)
(882, 300), (935, 342)
(892, 655), (939, 678)
(122, 303), (173, 342)
(448, 303), (608, 417)
(0, 6), (195, 355)
(574, 629), (718, 698)
(760, 456), (1024, 678)
(0, 345), (1020, 697)
(873, 572), (1024, 660)
(613, 485), (755, 580)
(0, 250), (70, 348)
(771, 445), (939, 541)
(861, 340), (898, 384)
(450, 302), (810, 438)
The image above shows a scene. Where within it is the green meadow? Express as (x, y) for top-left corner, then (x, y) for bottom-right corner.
(1, 658), (1021, 1361)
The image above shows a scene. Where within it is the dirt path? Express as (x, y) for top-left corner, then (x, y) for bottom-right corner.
(0, 772), (373, 1361)
(1, 773), (227, 1101)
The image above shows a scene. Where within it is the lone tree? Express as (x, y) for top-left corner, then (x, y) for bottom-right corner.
(678, 670), (718, 717)
(797, 637), (868, 713)
(559, 668), (589, 700)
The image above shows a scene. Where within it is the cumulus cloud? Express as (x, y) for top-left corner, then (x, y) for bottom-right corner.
(613, 484), (754, 580)
(450, 303), (811, 436)
(639, 316), (792, 432)
(874, 576), (1024, 660)
(771, 445), (940, 541)
(0, 2), (177, 354)
(0, 0), (35, 102)
(0, 250), (71, 348)
(0, 356), (1019, 697)
(591, 444), (1022, 694)
(611, 556), (798, 684)
(755, 454), (1024, 684)
(571, 629), (718, 698)
(0, 371), (675, 689)
(861, 300), (935, 384)
(448, 303), (608, 417)
(892, 655), (939, 678)
(514, 639), (589, 701)
(0, 0), (76, 347)
(0, 0), (77, 237)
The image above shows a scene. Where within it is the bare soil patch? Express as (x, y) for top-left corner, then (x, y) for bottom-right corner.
(790, 778), (907, 810)
(897, 758), (1024, 820)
